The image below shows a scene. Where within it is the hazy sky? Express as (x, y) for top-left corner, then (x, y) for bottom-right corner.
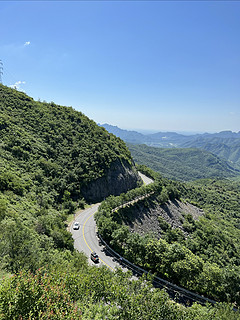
(1, 1), (239, 133)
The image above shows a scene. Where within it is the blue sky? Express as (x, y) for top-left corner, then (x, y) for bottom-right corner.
(1, 1), (239, 133)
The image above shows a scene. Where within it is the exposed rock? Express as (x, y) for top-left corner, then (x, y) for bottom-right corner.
(123, 199), (204, 239)
(81, 158), (142, 203)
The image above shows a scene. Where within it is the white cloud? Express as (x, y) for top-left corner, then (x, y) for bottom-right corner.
(10, 81), (26, 91)
(24, 41), (30, 46)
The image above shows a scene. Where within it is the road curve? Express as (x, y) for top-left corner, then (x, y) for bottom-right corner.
(70, 173), (152, 270)
(70, 174), (223, 308)
(70, 204), (125, 270)
(138, 172), (153, 185)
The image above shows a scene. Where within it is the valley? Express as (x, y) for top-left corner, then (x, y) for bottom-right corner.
(101, 123), (240, 172)
(0, 85), (239, 319)
(127, 143), (240, 181)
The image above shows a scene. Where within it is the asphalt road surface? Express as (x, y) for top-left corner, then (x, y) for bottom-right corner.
(138, 172), (153, 185)
(70, 174), (220, 307)
(71, 203), (123, 270)
(70, 173), (153, 270)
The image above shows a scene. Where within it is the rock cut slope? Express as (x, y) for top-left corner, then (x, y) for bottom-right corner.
(122, 199), (204, 239)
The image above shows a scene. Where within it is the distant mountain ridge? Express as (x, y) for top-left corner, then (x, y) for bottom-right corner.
(100, 124), (240, 167)
(100, 124), (148, 143)
(100, 123), (240, 142)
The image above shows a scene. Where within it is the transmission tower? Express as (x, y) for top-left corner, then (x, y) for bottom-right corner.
(0, 60), (3, 84)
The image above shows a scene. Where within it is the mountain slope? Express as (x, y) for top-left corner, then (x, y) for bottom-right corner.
(101, 124), (240, 167)
(0, 86), (239, 318)
(100, 123), (189, 146)
(0, 84), (142, 274)
(0, 85), (141, 203)
(182, 137), (240, 167)
(96, 171), (240, 305)
(127, 143), (240, 181)
(100, 123), (147, 143)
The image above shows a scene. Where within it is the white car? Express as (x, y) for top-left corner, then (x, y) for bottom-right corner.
(73, 222), (80, 230)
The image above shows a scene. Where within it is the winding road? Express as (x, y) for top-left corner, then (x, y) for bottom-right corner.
(70, 173), (153, 270)
(70, 173), (223, 308)
(71, 203), (122, 270)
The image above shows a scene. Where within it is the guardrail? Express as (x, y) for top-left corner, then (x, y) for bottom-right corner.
(111, 192), (154, 213)
(98, 233), (218, 307)
(96, 174), (237, 310)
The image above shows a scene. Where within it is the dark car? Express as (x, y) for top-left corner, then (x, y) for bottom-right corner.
(73, 222), (80, 230)
(90, 252), (99, 263)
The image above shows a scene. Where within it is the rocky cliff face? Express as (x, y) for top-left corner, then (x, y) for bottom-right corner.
(81, 159), (142, 203)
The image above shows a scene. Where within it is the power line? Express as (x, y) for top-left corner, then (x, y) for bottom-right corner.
(0, 60), (3, 84)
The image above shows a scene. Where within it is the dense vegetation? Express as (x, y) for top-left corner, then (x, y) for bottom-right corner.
(0, 83), (139, 270)
(0, 85), (239, 318)
(101, 123), (240, 168)
(0, 84), (134, 203)
(182, 135), (240, 167)
(127, 143), (240, 181)
(96, 166), (240, 306)
(2, 261), (239, 319)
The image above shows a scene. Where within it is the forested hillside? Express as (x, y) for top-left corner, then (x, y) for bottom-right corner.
(101, 124), (240, 168)
(96, 166), (240, 306)
(127, 143), (240, 181)
(0, 85), (239, 318)
(0, 84), (140, 273)
(182, 136), (240, 167)
(0, 84), (142, 270)
(0, 85), (140, 203)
